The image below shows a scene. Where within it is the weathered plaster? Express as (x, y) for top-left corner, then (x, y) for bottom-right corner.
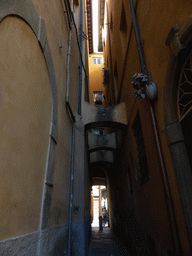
(0, 225), (68, 256)
(0, 0), (58, 254)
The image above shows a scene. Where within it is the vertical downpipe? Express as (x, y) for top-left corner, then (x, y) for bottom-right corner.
(78, 0), (83, 115)
(66, 27), (72, 103)
(66, 23), (76, 255)
(128, 0), (146, 75)
(128, 0), (182, 255)
(106, 1), (115, 105)
(67, 122), (75, 256)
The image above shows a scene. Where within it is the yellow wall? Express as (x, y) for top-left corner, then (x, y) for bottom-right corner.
(89, 53), (105, 105)
(0, 0), (89, 247)
(0, 16), (51, 239)
(103, 0), (192, 254)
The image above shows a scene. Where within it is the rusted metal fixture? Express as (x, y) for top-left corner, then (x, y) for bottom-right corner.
(131, 73), (148, 99)
(131, 73), (158, 100)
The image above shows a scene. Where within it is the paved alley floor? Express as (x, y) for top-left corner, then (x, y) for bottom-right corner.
(88, 227), (130, 256)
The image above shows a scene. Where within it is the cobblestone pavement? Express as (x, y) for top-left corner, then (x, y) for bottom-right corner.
(88, 227), (130, 256)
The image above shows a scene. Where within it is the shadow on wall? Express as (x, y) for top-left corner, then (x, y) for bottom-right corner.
(49, 229), (68, 256)
(113, 210), (152, 256)
(52, 237), (67, 256)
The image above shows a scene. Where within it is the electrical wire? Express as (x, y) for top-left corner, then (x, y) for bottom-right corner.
(64, 0), (89, 94)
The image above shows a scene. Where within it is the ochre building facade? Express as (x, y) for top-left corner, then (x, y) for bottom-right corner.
(0, 0), (90, 255)
(102, 0), (192, 255)
(2, 0), (192, 256)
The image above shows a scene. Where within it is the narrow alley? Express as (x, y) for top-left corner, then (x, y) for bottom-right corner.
(1, 0), (192, 256)
(88, 227), (130, 256)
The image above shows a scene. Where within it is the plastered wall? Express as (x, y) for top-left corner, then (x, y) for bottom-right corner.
(103, 0), (192, 255)
(0, 15), (52, 240)
(0, 0), (89, 255)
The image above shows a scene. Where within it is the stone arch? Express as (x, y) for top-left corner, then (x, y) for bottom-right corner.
(164, 20), (192, 246)
(0, 0), (58, 253)
(0, 0), (58, 122)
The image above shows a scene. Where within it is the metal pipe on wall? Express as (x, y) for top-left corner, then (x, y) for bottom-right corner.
(63, 0), (90, 253)
(106, 1), (115, 105)
(65, 22), (76, 256)
(128, 0), (146, 75)
(67, 121), (75, 256)
(128, 0), (182, 255)
(78, 0), (83, 115)
(149, 102), (182, 255)
(66, 25), (76, 123)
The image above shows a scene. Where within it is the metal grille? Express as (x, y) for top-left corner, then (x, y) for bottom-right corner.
(178, 53), (192, 122)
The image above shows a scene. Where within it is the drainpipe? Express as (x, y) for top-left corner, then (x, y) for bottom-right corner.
(128, 0), (182, 255)
(66, 27), (76, 123)
(67, 121), (75, 256)
(128, 0), (146, 75)
(65, 23), (76, 256)
(106, 1), (115, 105)
(78, 0), (83, 115)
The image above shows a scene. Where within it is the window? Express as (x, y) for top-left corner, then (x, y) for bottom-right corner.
(178, 51), (192, 170)
(92, 57), (102, 65)
(93, 91), (103, 104)
(132, 112), (150, 186)
(178, 52), (192, 122)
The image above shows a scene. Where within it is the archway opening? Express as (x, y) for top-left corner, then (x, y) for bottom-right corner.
(91, 185), (108, 228)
